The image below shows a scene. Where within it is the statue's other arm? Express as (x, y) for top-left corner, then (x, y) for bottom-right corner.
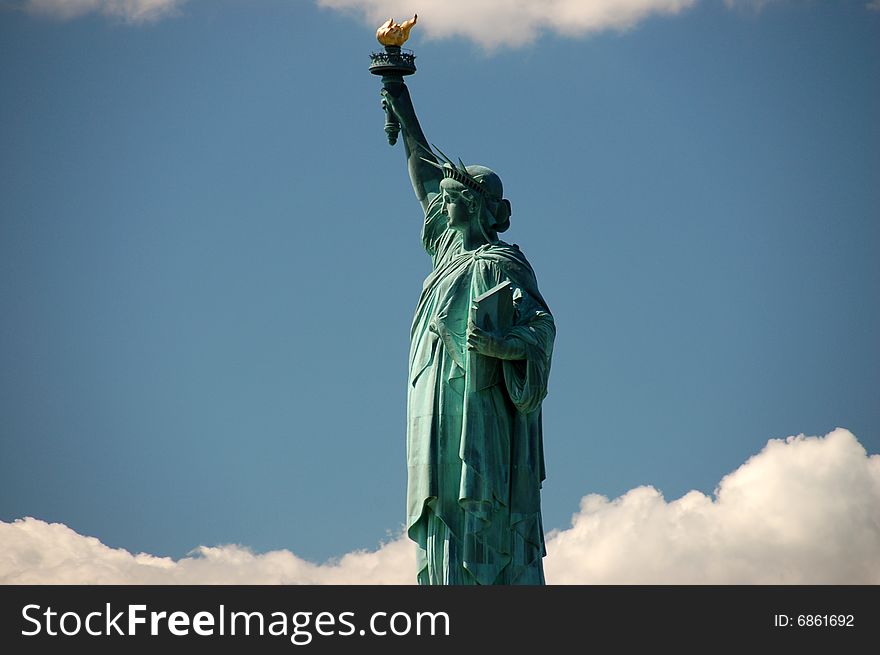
(467, 323), (528, 360)
(381, 81), (442, 213)
(467, 283), (555, 363)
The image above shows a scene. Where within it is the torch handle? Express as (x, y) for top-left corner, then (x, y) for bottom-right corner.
(384, 105), (400, 146)
(381, 75), (404, 146)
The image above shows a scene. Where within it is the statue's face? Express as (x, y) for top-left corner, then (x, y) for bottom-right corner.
(441, 186), (471, 232)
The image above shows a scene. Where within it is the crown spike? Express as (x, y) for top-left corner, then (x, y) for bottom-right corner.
(432, 144), (455, 166)
(420, 157), (445, 170)
(416, 142), (437, 159)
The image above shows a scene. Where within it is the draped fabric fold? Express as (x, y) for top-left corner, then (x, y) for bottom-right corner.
(407, 195), (554, 585)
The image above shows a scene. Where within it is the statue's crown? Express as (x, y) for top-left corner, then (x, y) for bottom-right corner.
(420, 144), (501, 203)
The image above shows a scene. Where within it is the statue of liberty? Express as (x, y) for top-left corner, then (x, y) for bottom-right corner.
(372, 18), (555, 585)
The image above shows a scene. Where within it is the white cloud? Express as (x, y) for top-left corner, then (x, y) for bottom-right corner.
(2, 428), (878, 584)
(318, 0), (698, 49)
(545, 428), (880, 583)
(22, 0), (187, 23)
(0, 518), (416, 584)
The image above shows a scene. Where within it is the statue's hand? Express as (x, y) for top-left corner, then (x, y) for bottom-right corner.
(380, 84), (413, 123)
(467, 321), (527, 361)
(380, 87), (399, 119)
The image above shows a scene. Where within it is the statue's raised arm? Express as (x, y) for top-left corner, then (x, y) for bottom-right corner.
(381, 82), (442, 212)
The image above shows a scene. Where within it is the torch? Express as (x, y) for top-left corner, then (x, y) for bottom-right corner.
(369, 15), (418, 146)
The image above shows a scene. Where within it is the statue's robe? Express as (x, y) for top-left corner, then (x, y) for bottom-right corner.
(406, 194), (555, 585)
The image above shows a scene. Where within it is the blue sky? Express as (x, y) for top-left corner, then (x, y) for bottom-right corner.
(1, 0), (878, 576)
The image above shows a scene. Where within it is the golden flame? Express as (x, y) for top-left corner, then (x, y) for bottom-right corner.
(376, 14), (418, 47)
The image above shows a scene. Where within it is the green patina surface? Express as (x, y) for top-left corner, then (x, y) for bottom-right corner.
(373, 55), (555, 585)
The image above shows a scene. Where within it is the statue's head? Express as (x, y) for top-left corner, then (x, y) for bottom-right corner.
(438, 163), (512, 242)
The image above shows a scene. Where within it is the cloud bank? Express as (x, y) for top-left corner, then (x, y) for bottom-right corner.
(0, 519), (416, 584)
(545, 428), (880, 583)
(22, 0), (187, 23)
(319, 0), (698, 49)
(2, 428), (878, 584)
